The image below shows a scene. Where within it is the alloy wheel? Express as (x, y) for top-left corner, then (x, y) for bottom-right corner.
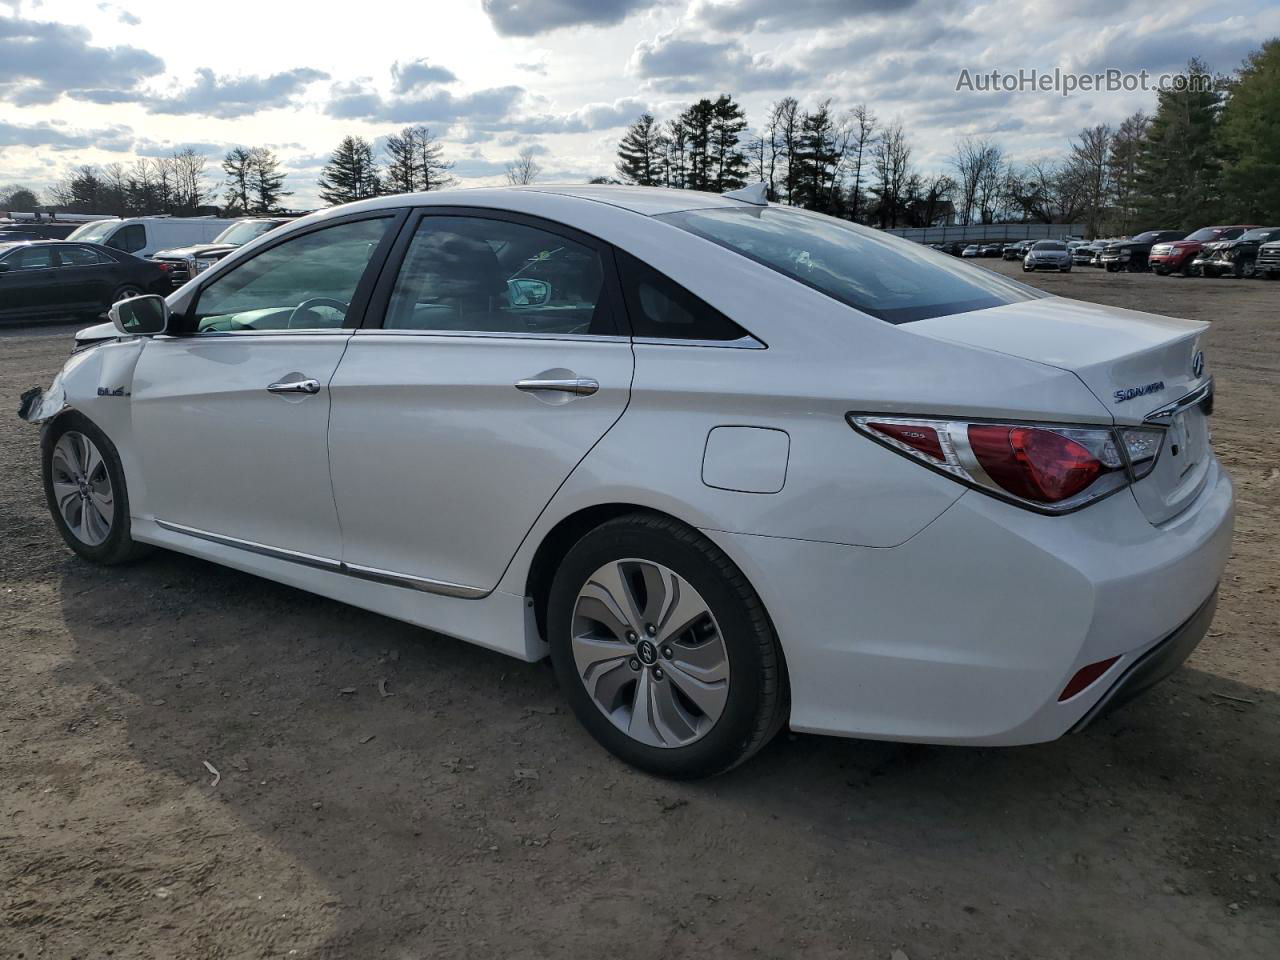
(570, 558), (730, 748)
(50, 431), (114, 546)
(114, 286), (143, 302)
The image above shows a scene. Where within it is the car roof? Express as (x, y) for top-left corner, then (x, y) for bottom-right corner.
(316, 183), (755, 221)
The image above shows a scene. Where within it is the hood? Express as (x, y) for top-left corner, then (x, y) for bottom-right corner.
(905, 296), (1208, 425)
(73, 321), (120, 351)
(153, 243), (236, 259)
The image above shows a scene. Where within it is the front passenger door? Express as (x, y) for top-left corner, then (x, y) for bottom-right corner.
(131, 213), (400, 562)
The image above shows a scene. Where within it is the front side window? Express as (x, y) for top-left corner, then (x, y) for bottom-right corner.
(384, 215), (614, 336)
(12, 246), (55, 270)
(659, 205), (1044, 324)
(193, 217), (391, 333)
(108, 223), (145, 253)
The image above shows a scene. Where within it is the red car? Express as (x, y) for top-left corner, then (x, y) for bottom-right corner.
(1149, 225), (1259, 276)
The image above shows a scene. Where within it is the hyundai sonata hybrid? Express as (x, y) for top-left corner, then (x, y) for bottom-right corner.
(21, 184), (1233, 778)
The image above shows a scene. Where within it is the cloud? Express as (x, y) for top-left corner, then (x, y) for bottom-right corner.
(692, 0), (924, 32)
(0, 119), (134, 152)
(503, 97), (648, 134)
(0, 15), (163, 106)
(146, 67), (329, 117)
(482, 0), (664, 36)
(391, 58), (457, 93)
(97, 2), (141, 25)
(133, 138), (231, 158)
(631, 31), (805, 92)
(326, 81), (525, 125)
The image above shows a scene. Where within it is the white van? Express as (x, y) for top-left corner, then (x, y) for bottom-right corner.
(66, 216), (238, 259)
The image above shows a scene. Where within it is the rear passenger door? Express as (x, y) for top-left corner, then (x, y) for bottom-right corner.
(55, 244), (118, 313)
(326, 209), (633, 596)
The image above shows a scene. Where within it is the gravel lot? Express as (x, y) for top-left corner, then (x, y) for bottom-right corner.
(2, 261), (1277, 959)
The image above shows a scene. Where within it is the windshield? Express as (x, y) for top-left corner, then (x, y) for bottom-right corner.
(658, 206), (1044, 324)
(1033, 241), (1065, 250)
(1240, 228), (1279, 242)
(1131, 231), (1166, 244)
(215, 220), (279, 245)
(67, 220), (117, 243)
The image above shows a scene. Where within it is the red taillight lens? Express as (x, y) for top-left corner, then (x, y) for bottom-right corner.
(1058, 656), (1120, 701)
(866, 422), (945, 461)
(968, 425), (1102, 503)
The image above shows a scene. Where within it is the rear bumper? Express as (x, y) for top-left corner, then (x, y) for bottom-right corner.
(1071, 589), (1217, 732)
(710, 460), (1234, 745)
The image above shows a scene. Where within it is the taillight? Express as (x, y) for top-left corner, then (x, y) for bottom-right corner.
(155, 261), (173, 272)
(849, 415), (1165, 514)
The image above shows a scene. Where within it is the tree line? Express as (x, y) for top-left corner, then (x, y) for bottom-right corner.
(614, 38), (1280, 234)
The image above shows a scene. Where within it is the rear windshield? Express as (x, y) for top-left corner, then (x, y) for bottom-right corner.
(657, 206), (1044, 324)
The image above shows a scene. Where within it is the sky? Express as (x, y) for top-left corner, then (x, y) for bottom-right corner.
(1, 0), (1276, 209)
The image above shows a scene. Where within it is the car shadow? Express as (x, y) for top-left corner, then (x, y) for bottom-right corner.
(49, 549), (1280, 957)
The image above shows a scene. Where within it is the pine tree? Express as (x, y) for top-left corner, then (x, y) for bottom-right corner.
(1218, 39), (1280, 222)
(384, 129), (418, 195)
(318, 136), (381, 206)
(249, 147), (288, 213)
(679, 99), (716, 191)
(616, 113), (663, 185)
(222, 147), (253, 214)
(708, 94), (748, 192)
(1134, 58), (1224, 229)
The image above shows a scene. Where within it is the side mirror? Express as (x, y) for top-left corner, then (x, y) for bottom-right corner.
(0, 261), (10, 274)
(507, 278), (550, 307)
(109, 294), (170, 336)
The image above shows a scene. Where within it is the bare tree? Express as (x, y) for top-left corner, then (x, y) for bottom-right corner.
(950, 136), (1005, 225)
(506, 146), (542, 185)
(871, 120), (914, 228)
(1070, 124), (1112, 236)
(770, 96), (801, 204)
(845, 104), (877, 222)
(1109, 111), (1149, 234)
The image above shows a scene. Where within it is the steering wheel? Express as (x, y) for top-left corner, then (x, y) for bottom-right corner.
(287, 297), (349, 329)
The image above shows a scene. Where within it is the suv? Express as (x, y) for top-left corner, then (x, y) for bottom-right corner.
(1257, 239), (1280, 279)
(1099, 230), (1185, 273)
(1002, 240), (1032, 261)
(1149, 225), (1259, 276)
(151, 218), (292, 287)
(1193, 227), (1280, 278)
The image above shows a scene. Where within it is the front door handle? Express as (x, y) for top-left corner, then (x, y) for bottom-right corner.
(267, 378), (321, 395)
(514, 377), (599, 396)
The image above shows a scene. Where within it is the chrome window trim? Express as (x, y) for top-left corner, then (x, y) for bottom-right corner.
(182, 328), (352, 339)
(632, 334), (766, 350)
(352, 328), (630, 344)
(156, 519), (489, 599)
(1143, 379), (1213, 423)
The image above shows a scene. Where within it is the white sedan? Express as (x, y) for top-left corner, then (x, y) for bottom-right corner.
(23, 185), (1233, 778)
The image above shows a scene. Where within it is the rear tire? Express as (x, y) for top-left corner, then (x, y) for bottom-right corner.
(548, 513), (787, 778)
(111, 284), (145, 304)
(42, 412), (151, 566)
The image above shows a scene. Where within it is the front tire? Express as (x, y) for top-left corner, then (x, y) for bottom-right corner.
(548, 513), (786, 778)
(42, 412), (150, 565)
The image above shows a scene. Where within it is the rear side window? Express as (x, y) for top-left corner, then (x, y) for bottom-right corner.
(615, 250), (748, 342)
(107, 223), (145, 253)
(59, 245), (111, 265)
(658, 205), (1044, 324)
(11, 246), (55, 270)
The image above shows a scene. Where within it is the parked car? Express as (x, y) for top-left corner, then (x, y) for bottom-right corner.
(961, 243), (980, 257)
(151, 218), (293, 287)
(66, 216), (239, 259)
(0, 240), (170, 322)
(1022, 239), (1073, 272)
(1002, 240), (1032, 261)
(1257, 240), (1280, 280)
(1192, 227), (1280, 278)
(938, 241), (966, 256)
(979, 243), (1002, 257)
(0, 221), (87, 241)
(21, 185), (1231, 778)
(1074, 241), (1105, 265)
(1149, 225), (1259, 276)
(1100, 230), (1185, 273)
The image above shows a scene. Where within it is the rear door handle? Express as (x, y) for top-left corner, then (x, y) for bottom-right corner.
(514, 377), (599, 396)
(267, 378), (321, 395)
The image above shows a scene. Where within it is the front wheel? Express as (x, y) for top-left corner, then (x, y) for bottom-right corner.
(548, 513), (787, 778)
(42, 412), (151, 565)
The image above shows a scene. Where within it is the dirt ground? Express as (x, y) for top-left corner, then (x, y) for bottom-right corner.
(2, 261), (1277, 960)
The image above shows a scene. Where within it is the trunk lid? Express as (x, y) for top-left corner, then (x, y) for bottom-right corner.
(907, 297), (1213, 524)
